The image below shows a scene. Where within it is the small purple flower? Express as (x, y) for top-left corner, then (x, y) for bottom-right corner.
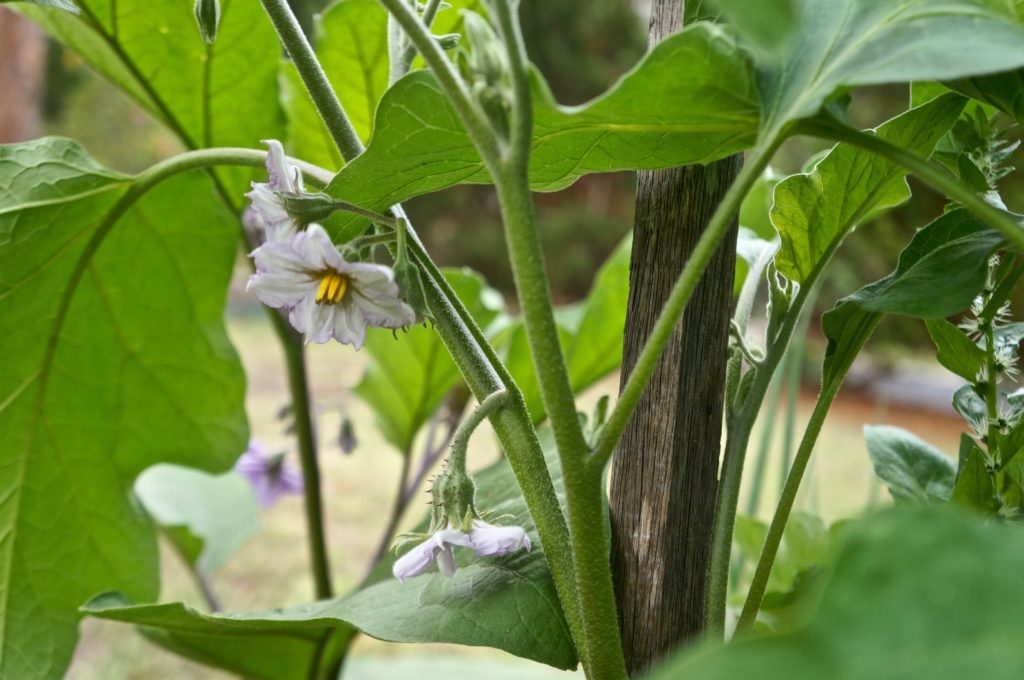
(245, 139), (304, 243)
(392, 520), (531, 582)
(247, 224), (415, 348)
(234, 441), (304, 508)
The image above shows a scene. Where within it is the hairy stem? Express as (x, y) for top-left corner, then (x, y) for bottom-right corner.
(260, 0), (364, 160)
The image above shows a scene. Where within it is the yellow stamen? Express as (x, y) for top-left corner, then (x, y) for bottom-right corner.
(315, 271), (349, 305)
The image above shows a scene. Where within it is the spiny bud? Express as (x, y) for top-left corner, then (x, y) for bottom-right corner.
(194, 0), (220, 45)
(459, 11), (511, 139)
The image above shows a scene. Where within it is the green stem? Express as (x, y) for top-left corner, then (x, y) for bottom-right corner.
(736, 386), (836, 632)
(801, 121), (1024, 253)
(260, 0), (364, 160)
(489, 4), (620, 674)
(450, 390), (508, 471)
(592, 141), (781, 469)
(377, 0), (502, 165)
(282, 337), (334, 599)
(706, 266), (818, 636)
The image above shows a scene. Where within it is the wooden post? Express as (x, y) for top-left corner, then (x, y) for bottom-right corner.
(608, 0), (742, 674)
(0, 7), (46, 144)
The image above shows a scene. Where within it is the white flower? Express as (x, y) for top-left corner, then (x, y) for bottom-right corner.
(392, 520), (532, 582)
(245, 139), (304, 242)
(247, 223), (415, 347)
(468, 519), (531, 556)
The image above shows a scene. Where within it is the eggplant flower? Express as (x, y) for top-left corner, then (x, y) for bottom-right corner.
(245, 139), (304, 242)
(392, 520), (531, 582)
(234, 440), (304, 508)
(247, 224), (416, 347)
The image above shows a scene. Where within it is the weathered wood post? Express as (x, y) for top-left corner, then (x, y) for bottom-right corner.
(609, 0), (742, 673)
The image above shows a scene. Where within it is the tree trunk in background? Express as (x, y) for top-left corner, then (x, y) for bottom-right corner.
(0, 7), (46, 143)
(609, 0), (742, 674)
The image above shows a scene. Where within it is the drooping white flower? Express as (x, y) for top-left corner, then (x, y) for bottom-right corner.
(468, 519), (531, 556)
(247, 223), (415, 347)
(245, 139), (305, 243)
(393, 527), (474, 582)
(392, 521), (532, 582)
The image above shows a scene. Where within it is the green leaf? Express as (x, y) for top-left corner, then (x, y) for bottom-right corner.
(564, 236), (631, 392)
(864, 425), (956, 504)
(652, 506), (1024, 679)
(0, 138), (247, 679)
(706, 0), (796, 55)
(84, 430), (577, 671)
(949, 68), (1024, 123)
(951, 434), (996, 511)
(953, 384), (988, 435)
(926, 318), (987, 381)
(135, 464), (260, 574)
(353, 268), (503, 453)
(19, 0), (283, 195)
(323, 23), (759, 236)
(503, 238), (631, 423)
(822, 208), (1004, 388)
(281, 0), (389, 170)
(772, 94), (965, 283)
(81, 592), (351, 680)
(734, 512), (830, 596)
(755, 0), (1024, 139)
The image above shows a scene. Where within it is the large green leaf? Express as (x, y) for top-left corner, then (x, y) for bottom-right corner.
(322, 23), (758, 236)
(353, 268), (504, 453)
(19, 0), (283, 194)
(0, 138), (247, 678)
(822, 208), (1005, 388)
(734, 512), (830, 597)
(864, 425), (956, 504)
(135, 464), (260, 574)
(772, 94), (965, 282)
(652, 506), (1024, 679)
(755, 0), (1024, 140)
(84, 431), (577, 672)
(281, 0), (389, 170)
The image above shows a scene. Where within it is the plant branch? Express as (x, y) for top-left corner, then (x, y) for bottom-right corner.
(260, 0), (364, 160)
(450, 390), (508, 470)
(592, 141), (781, 469)
(735, 361), (857, 632)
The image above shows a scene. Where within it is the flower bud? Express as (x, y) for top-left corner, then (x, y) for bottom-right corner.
(459, 11), (511, 139)
(430, 463), (478, 532)
(194, 0), (220, 45)
(281, 192), (339, 226)
(393, 256), (432, 322)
